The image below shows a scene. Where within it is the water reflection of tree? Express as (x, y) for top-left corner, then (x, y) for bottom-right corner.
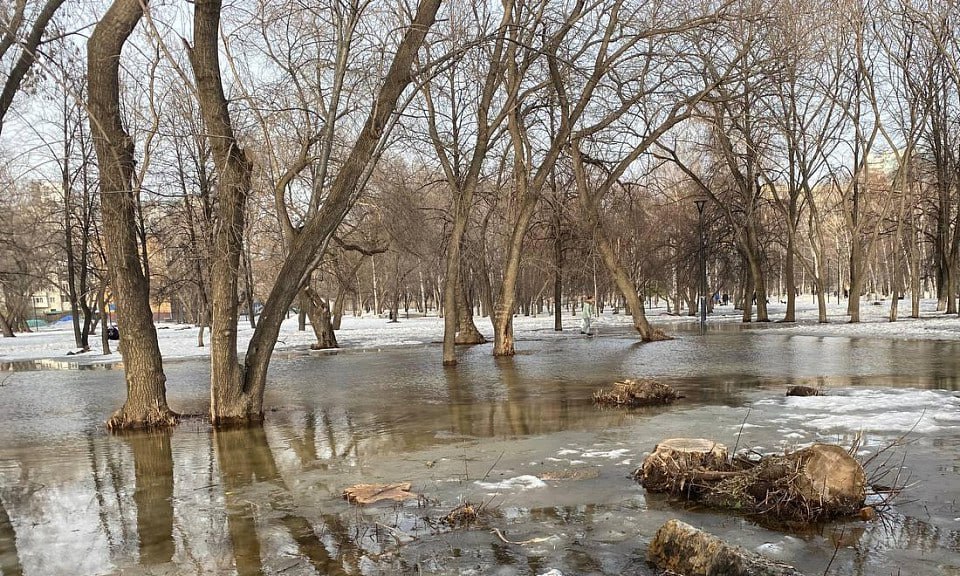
(0, 494), (23, 576)
(124, 430), (175, 565)
(214, 426), (361, 575)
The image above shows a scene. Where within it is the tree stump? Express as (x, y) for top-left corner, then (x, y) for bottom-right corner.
(786, 385), (820, 397)
(702, 443), (866, 521)
(648, 519), (805, 576)
(343, 482), (418, 505)
(593, 379), (677, 407)
(784, 443), (866, 511)
(636, 438), (728, 494)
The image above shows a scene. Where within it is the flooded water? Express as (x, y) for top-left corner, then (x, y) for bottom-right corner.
(1, 326), (960, 575)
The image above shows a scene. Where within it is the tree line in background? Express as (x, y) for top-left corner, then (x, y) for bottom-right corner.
(0, 0), (958, 428)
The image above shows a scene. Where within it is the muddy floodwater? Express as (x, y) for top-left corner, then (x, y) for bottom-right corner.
(2, 325), (960, 575)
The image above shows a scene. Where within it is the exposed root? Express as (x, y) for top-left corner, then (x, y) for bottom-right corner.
(106, 404), (179, 431)
(643, 328), (673, 342)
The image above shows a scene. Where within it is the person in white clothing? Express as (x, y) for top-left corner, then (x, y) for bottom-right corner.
(580, 295), (595, 335)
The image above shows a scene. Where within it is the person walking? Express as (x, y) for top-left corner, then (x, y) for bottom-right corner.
(580, 295), (595, 335)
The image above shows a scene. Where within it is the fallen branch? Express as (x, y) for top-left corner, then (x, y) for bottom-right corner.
(490, 527), (552, 546)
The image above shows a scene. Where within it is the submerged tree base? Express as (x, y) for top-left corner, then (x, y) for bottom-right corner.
(106, 405), (180, 431)
(642, 328), (673, 342)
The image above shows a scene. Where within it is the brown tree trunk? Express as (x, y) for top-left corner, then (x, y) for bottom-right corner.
(783, 233), (796, 322)
(98, 285), (110, 355)
(455, 272), (485, 345)
(240, 0), (441, 408)
(304, 287), (338, 350)
(88, 0), (176, 430)
(744, 222), (769, 322)
(848, 240), (864, 323)
(0, 311), (13, 337)
(649, 520), (803, 576)
(571, 147), (659, 341)
(492, 194), (538, 356)
(188, 0), (257, 425)
(332, 287), (346, 330)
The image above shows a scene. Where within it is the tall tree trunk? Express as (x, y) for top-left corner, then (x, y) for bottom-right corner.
(88, 0), (176, 430)
(848, 240), (864, 323)
(783, 233), (796, 322)
(239, 0), (441, 413)
(492, 195), (539, 356)
(455, 272), (485, 345)
(570, 146), (662, 341)
(553, 215), (563, 331)
(98, 285), (111, 355)
(188, 0), (256, 425)
(0, 312), (13, 337)
(304, 287), (338, 350)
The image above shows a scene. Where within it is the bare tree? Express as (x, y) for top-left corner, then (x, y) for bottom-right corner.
(88, 0), (177, 429)
(189, 0), (442, 425)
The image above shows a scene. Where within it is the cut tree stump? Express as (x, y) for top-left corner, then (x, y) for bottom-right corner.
(343, 482), (418, 505)
(648, 519), (805, 576)
(636, 438), (729, 494)
(637, 440), (868, 523)
(593, 379), (677, 407)
(783, 443), (866, 509)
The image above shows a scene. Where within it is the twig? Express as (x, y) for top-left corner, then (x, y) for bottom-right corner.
(822, 527), (843, 576)
(732, 407), (751, 456)
(481, 451), (505, 482)
(490, 527), (552, 545)
(375, 522), (411, 548)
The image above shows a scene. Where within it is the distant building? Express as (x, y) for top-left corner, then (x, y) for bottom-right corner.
(31, 285), (72, 321)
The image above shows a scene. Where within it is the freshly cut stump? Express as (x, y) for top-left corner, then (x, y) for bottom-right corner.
(637, 438), (728, 493)
(702, 443), (866, 521)
(343, 482), (417, 505)
(593, 379), (677, 407)
(785, 443), (866, 511)
(648, 519), (804, 576)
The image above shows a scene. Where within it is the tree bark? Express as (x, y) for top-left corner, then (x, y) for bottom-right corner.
(88, 0), (176, 430)
(0, 311), (13, 337)
(188, 0), (258, 425)
(649, 520), (803, 576)
(455, 269), (485, 345)
(304, 286), (338, 350)
(239, 0), (442, 413)
(0, 0), (68, 129)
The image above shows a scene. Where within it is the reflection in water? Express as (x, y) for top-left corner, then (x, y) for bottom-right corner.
(126, 431), (174, 565)
(0, 495), (22, 576)
(1, 333), (960, 575)
(215, 426), (361, 575)
(0, 360), (116, 371)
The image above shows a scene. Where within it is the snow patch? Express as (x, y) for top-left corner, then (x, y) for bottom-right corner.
(475, 475), (546, 492)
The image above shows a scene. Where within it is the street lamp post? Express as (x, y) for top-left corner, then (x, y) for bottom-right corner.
(694, 199), (707, 335)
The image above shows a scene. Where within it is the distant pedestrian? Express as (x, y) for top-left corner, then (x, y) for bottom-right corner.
(580, 295), (595, 335)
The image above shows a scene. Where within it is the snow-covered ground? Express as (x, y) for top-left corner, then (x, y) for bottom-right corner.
(2, 296), (959, 364)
